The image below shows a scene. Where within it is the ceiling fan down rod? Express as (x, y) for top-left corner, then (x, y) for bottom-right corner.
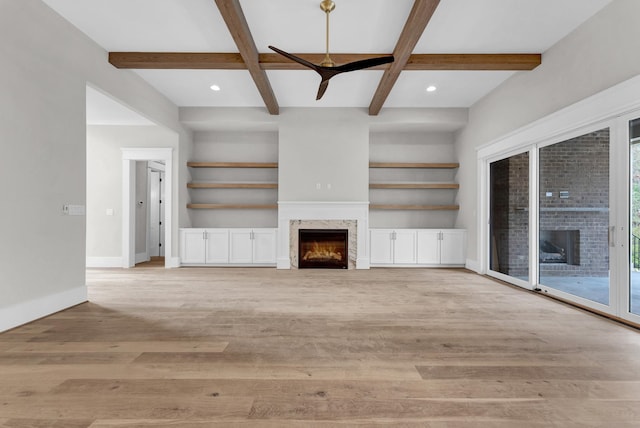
(320, 0), (335, 67)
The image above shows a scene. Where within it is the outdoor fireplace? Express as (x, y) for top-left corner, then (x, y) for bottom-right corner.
(298, 229), (348, 269)
(539, 230), (580, 265)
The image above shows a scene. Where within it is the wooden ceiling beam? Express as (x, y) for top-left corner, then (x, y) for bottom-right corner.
(109, 52), (246, 69)
(405, 53), (541, 71)
(109, 52), (541, 71)
(213, 0), (279, 115)
(369, 0), (441, 116)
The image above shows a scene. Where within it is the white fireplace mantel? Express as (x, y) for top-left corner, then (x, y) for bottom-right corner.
(277, 201), (370, 269)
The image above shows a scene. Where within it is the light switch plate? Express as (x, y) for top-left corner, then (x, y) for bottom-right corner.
(65, 204), (85, 216)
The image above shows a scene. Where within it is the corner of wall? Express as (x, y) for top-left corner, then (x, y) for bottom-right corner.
(0, 286), (88, 333)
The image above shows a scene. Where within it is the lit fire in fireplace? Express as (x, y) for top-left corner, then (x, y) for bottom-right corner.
(302, 241), (343, 262)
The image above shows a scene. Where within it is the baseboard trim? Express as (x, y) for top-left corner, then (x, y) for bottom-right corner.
(276, 258), (291, 269)
(167, 257), (181, 268)
(356, 257), (370, 270)
(86, 257), (122, 268)
(0, 286), (88, 333)
(466, 259), (481, 273)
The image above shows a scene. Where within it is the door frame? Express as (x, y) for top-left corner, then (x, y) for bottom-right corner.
(533, 121), (616, 315)
(122, 148), (173, 268)
(617, 110), (640, 325)
(484, 147), (536, 290)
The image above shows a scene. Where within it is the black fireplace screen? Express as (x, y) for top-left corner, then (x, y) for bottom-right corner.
(539, 230), (580, 265)
(298, 229), (348, 269)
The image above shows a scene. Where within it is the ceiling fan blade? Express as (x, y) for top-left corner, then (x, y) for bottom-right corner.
(268, 46), (318, 71)
(316, 80), (330, 100)
(334, 55), (394, 73)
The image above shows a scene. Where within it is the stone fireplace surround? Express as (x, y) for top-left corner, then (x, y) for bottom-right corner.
(277, 202), (369, 269)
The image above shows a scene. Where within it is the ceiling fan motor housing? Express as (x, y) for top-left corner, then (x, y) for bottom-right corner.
(320, 0), (335, 13)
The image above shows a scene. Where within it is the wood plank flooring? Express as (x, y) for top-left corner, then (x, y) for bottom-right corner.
(2, 267), (640, 427)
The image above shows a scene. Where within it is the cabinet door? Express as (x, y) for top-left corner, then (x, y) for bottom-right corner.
(393, 230), (417, 264)
(180, 229), (206, 264)
(252, 229), (277, 264)
(205, 229), (229, 264)
(370, 229), (394, 264)
(229, 229), (253, 263)
(417, 230), (441, 264)
(440, 229), (466, 265)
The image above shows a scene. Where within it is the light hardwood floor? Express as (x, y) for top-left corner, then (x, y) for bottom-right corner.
(2, 267), (640, 427)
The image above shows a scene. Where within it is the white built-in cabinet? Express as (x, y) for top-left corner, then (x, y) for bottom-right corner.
(370, 229), (418, 264)
(180, 228), (276, 266)
(180, 229), (229, 264)
(370, 229), (466, 267)
(229, 229), (277, 264)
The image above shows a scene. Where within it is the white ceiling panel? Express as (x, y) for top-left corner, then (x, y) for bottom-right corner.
(42, 0), (237, 51)
(242, 0), (415, 54)
(133, 69), (265, 107)
(384, 70), (517, 108)
(86, 86), (155, 125)
(266, 70), (385, 107)
(416, 0), (613, 53)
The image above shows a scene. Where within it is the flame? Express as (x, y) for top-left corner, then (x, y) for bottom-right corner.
(302, 241), (343, 262)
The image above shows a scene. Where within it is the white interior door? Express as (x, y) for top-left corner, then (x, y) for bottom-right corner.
(148, 168), (165, 257)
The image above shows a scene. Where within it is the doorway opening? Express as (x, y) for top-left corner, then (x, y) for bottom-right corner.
(133, 160), (165, 267)
(122, 148), (173, 268)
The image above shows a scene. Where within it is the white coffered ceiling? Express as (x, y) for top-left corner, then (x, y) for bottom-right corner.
(44, 0), (612, 113)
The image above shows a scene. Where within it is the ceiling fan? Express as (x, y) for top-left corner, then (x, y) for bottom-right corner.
(268, 0), (394, 100)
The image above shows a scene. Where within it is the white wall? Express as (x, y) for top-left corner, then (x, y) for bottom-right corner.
(455, 0), (640, 267)
(0, 0), (192, 331)
(279, 109), (369, 202)
(86, 125), (179, 263)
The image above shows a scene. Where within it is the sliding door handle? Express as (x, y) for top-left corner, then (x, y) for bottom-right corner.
(609, 225), (615, 247)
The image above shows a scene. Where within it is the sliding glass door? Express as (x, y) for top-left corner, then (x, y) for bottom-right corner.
(489, 152), (530, 284)
(538, 129), (611, 307)
(482, 99), (640, 324)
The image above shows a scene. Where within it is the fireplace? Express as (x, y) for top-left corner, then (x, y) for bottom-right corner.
(539, 230), (580, 265)
(298, 229), (348, 269)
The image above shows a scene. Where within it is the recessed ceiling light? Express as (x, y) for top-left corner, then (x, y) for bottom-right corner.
(210, 84), (221, 91)
(426, 85), (437, 92)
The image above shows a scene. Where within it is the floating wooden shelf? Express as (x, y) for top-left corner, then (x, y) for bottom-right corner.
(187, 203), (278, 209)
(370, 204), (460, 211)
(187, 182), (278, 189)
(369, 162), (459, 169)
(370, 183), (459, 189)
(187, 162), (278, 168)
